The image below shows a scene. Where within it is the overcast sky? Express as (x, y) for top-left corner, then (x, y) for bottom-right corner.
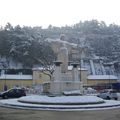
(0, 0), (120, 28)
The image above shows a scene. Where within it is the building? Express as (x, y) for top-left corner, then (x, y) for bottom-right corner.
(0, 69), (33, 91)
(0, 37), (118, 92)
(87, 75), (118, 90)
(0, 67), (118, 92)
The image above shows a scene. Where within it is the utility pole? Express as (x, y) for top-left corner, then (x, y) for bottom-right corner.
(4, 69), (7, 91)
(77, 39), (82, 82)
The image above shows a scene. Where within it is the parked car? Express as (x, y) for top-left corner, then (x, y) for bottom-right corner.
(97, 90), (118, 100)
(0, 88), (26, 99)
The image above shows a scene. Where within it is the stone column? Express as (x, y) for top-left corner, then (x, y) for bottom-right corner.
(50, 61), (62, 94)
(54, 61), (62, 81)
(71, 63), (79, 81)
(57, 44), (68, 73)
(81, 59), (84, 68)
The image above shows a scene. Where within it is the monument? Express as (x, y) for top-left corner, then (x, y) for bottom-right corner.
(49, 43), (83, 94)
(1, 36), (120, 111)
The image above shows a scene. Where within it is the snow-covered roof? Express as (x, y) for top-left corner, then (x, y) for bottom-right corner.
(32, 67), (45, 71)
(87, 75), (118, 80)
(68, 66), (87, 71)
(33, 66), (87, 71)
(78, 68), (88, 71)
(0, 75), (32, 80)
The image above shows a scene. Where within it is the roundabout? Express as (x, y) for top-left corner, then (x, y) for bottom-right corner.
(0, 95), (120, 111)
(1, 42), (120, 112)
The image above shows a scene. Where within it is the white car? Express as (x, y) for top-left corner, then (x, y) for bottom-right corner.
(97, 90), (118, 100)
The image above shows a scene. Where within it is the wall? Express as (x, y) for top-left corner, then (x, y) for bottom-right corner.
(32, 70), (50, 85)
(80, 70), (88, 86)
(0, 79), (32, 91)
(0, 69), (117, 92)
(87, 79), (117, 86)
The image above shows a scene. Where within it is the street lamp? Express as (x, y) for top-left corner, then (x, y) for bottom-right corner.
(4, 69), (7, 91)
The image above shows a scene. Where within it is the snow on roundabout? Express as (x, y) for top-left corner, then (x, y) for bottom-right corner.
(18, 95), (105, 105)
(0, 95), (120, 111)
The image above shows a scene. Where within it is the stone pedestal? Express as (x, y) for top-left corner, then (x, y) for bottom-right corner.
(50, 62), (83, 95)
(53, 61), (62, 82)
(50, 81), (82, 94)
(49, 43), (83, 95)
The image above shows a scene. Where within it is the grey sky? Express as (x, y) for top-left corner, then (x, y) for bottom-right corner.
(0, 0), (120, 28)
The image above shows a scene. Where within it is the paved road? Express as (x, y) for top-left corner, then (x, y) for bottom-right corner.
(0, 107), (120, 120)
(0, 95), (120, 120)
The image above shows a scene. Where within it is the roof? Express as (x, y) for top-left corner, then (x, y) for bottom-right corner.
(33, 66), (87, 71)
(0, 75), (33, 80)
(68, 66), (87, 71)
(87, 75), (118, 80)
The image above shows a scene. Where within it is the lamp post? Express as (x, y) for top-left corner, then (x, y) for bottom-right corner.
(108, 70), (113, 89)
(79, 48), (84, 82)
(4, 69), (7, 91)
(107, 65), (112, 89)
(77, 40), (81, 82)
